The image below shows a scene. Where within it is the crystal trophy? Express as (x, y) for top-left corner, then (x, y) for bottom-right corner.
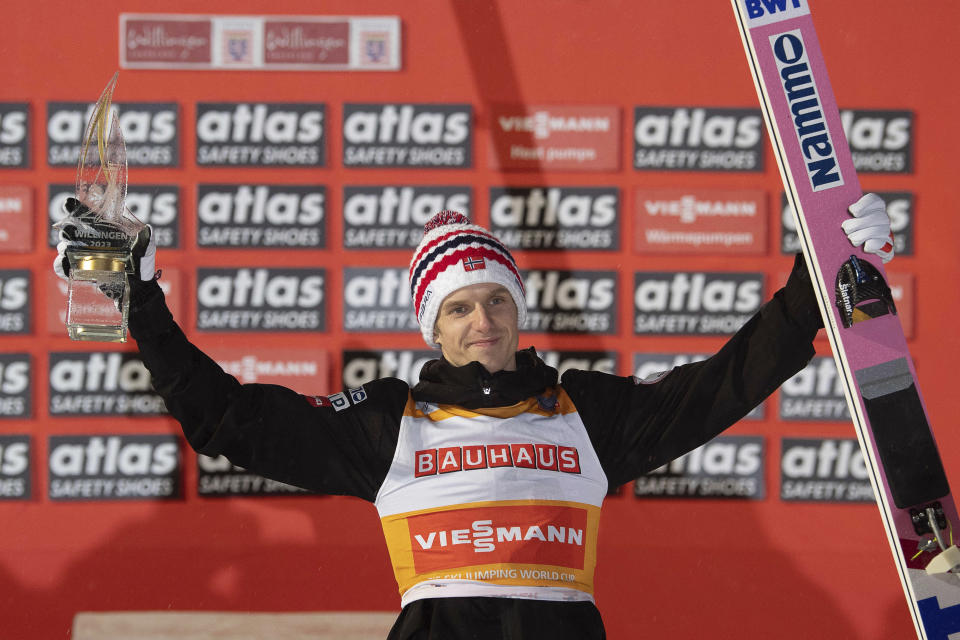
(54, 73), (146, 343)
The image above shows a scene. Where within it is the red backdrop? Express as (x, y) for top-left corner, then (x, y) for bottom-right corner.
(2, 1), (959, 638)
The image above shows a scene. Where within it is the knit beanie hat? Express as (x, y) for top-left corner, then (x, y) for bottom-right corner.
(409, 211), (527, 348)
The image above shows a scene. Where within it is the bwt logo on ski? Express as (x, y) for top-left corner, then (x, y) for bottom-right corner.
(840, 109), (913, 173)
(343, 350), (436, 387)
(744, 0), (805, 20)
(537, 350), (617, 377)
(632, 353), (763, 420)
(197, 454), (304, 497)
(489, 187), (619, 251)
(779, 356), (849, 421)
(46, 102), (178, 167)
(343, 268), (417, 332)
(770, 30), (843, 192)
(195, 102), (325, 166)
(342, 103), (472, 168)
(415, 443), (582, 477)
(0, 435), (30, 500)
(48, 352), (166, 416)
(633, 107), (763, 171)
(343, 186), (472, 249)
(48, 184), (181, 248)
(634, 272), (763, 335)
(780, 192), (914, 255)
(780, 438), (873, 502)
(48, 435), (180, 501)
(197, 184), (325, 248)
(0, 103), (29, 167)
(523, 270), (617, 335)
(0, 353), (31, 418)
(0, 270), (30, 334)
(196, 268), (325, 332)
(635, 436), (765, 499)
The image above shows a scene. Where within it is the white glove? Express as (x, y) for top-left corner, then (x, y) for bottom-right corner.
(53, 197), (157, 282)
(842, 193), (894, 263)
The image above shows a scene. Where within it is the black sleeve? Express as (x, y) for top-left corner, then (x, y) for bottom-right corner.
(563, 254), (821, 488)
(127, 278), (408, 502)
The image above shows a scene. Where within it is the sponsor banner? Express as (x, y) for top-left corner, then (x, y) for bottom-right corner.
(524, 270), (617, 335)
(342, 349), (435, 387)
(197, 184), (326, 248)
(121, 14), (400, 71)
(343, 267), (417, 332)
(0, 185), (33, 251)
(633, 106), (763, 172)
(633, 188), (767, 254)
(47, 102), (178, 167)
(840, 109), (913, 174)
(888, 272), (914, 339)
(634, 435), (765, 499)
(48, 352), (167, 416)
(47, 268), (183, 336)
(633, 353), (763, 420)
(779, 356), (849, 422)
(48, 435), (181, 501)
(342, 103), (472, 168)
(0, 103), (29, 168)
(0, 354), (30, 419)
(197, 454), (304, 497)
(48, 183), (181, 249)
(343, 185), (471, 249)
(780, 437), (874, 503)
(207, 346), (328, 395)
(0, 435), (30, 500)
(0, 270), (30, 335)
(489, 105), (620, 171)
(780, 191), (914, 256)
(633, 271), (764, 335)
(537, 350), (617, 377)
(196, 267), (325, 332)
(489, 187), (619, 251)
(196, 102), (325, 166)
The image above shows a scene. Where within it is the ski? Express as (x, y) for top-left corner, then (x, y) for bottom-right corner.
(731, 1), (960, 638)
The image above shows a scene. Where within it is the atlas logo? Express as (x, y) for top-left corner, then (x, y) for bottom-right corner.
(415, 443), (581, 477)
(48, 184), (180, 248)
(46, 102), (178, 166)
(0, 270), (29, 334)
(196, 268), (325, 331)
(343, 268), (417, 332)
(343, 186), (471, 249)
(49, 436), (178, 476)
(537, 350), (616, 376)
(771, 30), (842, 191)
(342, 350), (435, 387)
(636, 436), (765, 499)
(197, 454), (303, 497)
(489, 187), (619, 251)
(342, 103), (472, 167)
(523, 270), (616, 334)
(0, 103), (28, 167)
(0, 354), (30, 418)
(780, 438), (873, 502)
(634, 107), (763, 171)
(634, 273), (763, 312)
(840, 110), (913, 173)
(780, 356), (849, 421)
(196, 103), (325, 166)
(0, 435), (30, 500)
(196, 184), (325, 248)
(49, 353), (152, 393)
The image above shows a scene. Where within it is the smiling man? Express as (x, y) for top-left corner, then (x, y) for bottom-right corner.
(55, 197), (894, 639)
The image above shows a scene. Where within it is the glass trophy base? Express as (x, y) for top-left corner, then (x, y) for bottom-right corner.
(65, 249), (131, 343)
(67, 323), (128, 343)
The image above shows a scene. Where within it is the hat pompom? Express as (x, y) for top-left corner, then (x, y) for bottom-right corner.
(423, 210), (471, 233)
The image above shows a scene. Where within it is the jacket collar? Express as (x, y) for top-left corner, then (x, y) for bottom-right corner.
(412, 346), (558, 409)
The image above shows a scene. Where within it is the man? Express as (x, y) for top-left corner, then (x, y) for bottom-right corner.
(55, 195), (893, 639)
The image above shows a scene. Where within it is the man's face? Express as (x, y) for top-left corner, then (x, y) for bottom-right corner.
(434, 283), (520, 374)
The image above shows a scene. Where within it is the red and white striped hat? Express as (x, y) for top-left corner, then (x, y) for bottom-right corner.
(408, 211), (526, 348)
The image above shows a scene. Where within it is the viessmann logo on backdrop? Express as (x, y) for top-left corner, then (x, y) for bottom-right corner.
(48, 184), (181, 248)
(0, 354), (30, 419)
(342, 185), (472, 249)
(196, 184), (326, 248)
(488, 187), (619, 251)
(633, 272), (764, 335)
(48, 352), (166, 416)
(523, 270), (617, 335)
(0, 103), (29, 168)
(489, 105), (620, 171)
(342, 103), (472, 168)
(633, 107), (763, 171)
(196, 268), (325, 331)
(781, 438), (873, 503)
(0, 270), (30, 335)
(635, 435), (765, 499)
(48, 435), (180, 501)
(46, 102), (178, 167)
(343, 267), (417, 332)
(634, 188), (766, 255)
(195, 102), (325, 166)
(0, 435), (29, 500)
